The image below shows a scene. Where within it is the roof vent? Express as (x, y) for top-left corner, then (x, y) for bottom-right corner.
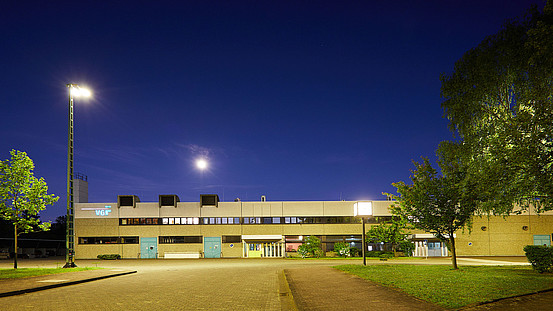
(159, 195), (180, 208)
(200, 194), (219, 207)
(118, 195), (140, 208)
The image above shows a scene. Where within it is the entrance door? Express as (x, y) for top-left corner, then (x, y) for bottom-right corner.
(204, 237), (221, 258)
(140, 237), (157, 259)
(427, 242), (442, 257)
(534, 235), (551, 246)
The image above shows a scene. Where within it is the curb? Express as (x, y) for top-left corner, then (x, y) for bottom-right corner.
(0, 270), (137, 298)
(279, 270), (299, 311)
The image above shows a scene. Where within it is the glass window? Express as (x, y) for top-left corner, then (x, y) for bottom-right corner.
(272, 217), (281, 224)
(162, 218), (169, 225)
(222, 235), (241, 243)
(203, 218), (209, 225)
(159, 236), (202, 244)
(152, 218), (159, 225)
(227, 217), (233, 224)
(216, 218), (222, 224)
(263, 217), (272, 224)
(175, 217), (181, 224)
(193, 217), (199, 225)
(169, 218), (175, 225)
(222, 217), (228, 224)
(121, 219), (127, 225)
(285, 217), (290, 224)
(243, 217), (250, 224)
(234, 217), (240, 224)
(209, 217), (215, 224)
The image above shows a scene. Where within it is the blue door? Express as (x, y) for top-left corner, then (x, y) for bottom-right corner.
(204, 237), (221, 258)
(534, 235), (551, 246)
(140, 237), (157, 259)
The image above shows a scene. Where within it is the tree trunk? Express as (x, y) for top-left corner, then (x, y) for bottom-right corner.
(449, 236), (458, 270)
(13, 224), (18, 269)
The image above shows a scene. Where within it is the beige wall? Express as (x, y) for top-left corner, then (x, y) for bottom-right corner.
(74, 200), (553, 259)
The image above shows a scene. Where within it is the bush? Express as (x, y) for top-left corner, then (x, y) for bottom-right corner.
(365, 250), (393, 257)
(350, 247), (360, 257)
(524, 245), (553, 273)
(97, 254), (121, 260)
(333, 242), (351, 257)
(297, 236), (322, 258)
(398, 240), (415, 257)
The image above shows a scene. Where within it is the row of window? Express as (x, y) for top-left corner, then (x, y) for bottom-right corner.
(78, 235), (361, 245)
(119, 216), (390, 226)
(79, 236), (139, 244)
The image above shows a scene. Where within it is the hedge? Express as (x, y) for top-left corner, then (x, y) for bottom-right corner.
(97, 254), (121, 260)
(523, 245), (553, 273)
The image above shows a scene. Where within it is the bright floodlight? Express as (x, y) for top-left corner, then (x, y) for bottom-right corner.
(354, 201), (372, 216)
(70, 86), (91, 97)
(196, 159), (208, 170)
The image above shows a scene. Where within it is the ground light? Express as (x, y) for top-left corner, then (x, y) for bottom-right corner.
(64, 83), (91, 268)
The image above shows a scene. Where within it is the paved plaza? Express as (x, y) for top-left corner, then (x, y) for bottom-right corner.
(0, 257), (548, 310)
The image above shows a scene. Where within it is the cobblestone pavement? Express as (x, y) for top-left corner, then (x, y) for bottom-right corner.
(0, 258), (338, 311)
(0, 256), (542, 310)
(285, 266), (445, 311)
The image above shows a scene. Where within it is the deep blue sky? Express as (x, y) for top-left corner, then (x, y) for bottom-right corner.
(0, 1), (545, 222)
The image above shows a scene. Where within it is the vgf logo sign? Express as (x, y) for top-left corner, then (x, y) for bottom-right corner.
(95, 207), (112, 216)
(82, 206), (113, 216)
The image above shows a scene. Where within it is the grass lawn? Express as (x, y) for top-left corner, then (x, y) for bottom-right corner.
(0, 267), (101, 280)
(335, 264), (553, 309)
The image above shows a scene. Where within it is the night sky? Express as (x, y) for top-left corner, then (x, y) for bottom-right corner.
(0, 1), (545, 222)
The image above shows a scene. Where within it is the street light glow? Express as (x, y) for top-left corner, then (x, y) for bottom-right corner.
(196, 159), (208, 170)
(70, 86), (91, 97)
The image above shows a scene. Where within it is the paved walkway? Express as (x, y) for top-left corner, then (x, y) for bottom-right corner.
(0, 269), (136, 297)
(285, 266), (445, 311)
(0, 257), (550, 310)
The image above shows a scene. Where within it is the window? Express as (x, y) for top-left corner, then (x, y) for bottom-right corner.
(79, 236), (138, 244)
(159, 236), (203, 244)
(272, 217), (281, 224)
(222, 235), (241, 243)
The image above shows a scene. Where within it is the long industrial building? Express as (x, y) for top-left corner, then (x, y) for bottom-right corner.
(74, 193), (553, 259)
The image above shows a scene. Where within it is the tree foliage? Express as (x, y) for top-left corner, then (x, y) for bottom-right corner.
(333, 241), (351, 257)
(440, 1), (553, 213)
(0, 150), (58, 268)
(390, 154), (477, 269)
(297, 235), (322, 258)
(366, 214), (410, 256)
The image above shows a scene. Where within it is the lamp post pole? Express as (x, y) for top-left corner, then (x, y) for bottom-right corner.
(362, 217), (366, 266)
(64, 83), (90, 268)
(64, 83), (77, 268)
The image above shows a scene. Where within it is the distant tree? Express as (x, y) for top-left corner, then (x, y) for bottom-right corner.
(297, 236), (322, 258)
(390, 152), (478, 269)
(440, 1), (553, 214)
(0, 150), (58, 268)
(365, 214), (410, 257)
